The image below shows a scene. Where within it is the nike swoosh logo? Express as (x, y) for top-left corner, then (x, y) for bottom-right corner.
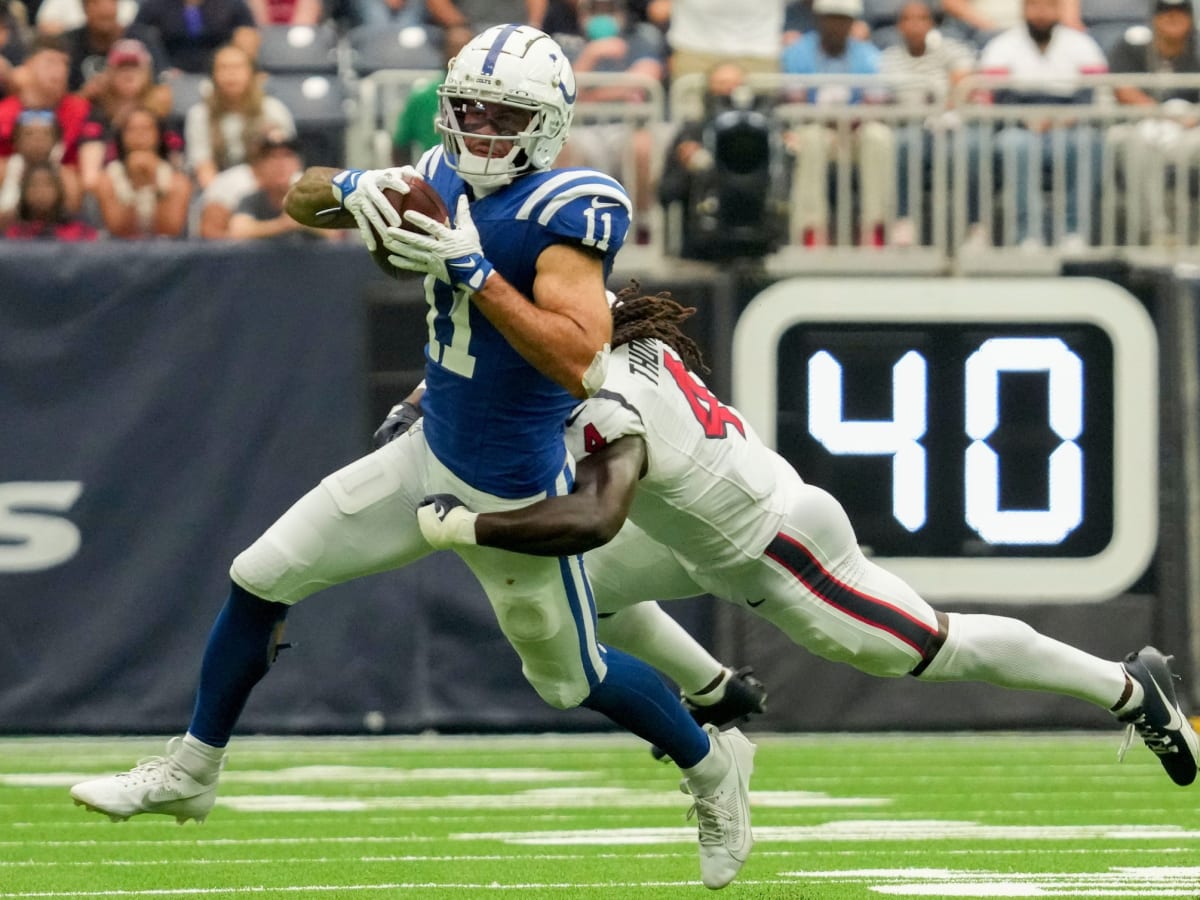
(590, 197), (621, 210)
(1148, 676), (1185, 732)
(746, 598), (766, 608)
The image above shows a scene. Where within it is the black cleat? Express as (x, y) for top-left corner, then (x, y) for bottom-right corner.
(652, 667), (768, 762)
(1116, 646), (1199, 787)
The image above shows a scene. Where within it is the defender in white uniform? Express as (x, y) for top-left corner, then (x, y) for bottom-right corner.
(418, 287), (1200, 789)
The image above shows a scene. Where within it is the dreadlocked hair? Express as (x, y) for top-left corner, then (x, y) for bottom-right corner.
(610, 284), (709, 374)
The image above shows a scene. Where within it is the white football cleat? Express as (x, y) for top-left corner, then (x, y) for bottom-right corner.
(680, 724), (755, 890)
(70, 737), (221, 824)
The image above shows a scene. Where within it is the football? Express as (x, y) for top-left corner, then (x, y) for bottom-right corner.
(369, 175), (452, 278)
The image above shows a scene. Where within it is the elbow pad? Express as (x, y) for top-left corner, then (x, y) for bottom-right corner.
(581, 343), (611, 397)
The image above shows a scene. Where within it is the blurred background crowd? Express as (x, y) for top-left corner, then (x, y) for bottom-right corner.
(0, 0), (1194, 257)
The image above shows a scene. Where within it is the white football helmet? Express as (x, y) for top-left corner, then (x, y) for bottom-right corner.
(436, 24), (576, 191)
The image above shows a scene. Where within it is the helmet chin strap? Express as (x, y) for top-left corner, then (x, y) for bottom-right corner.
(454, 151), (517, 193)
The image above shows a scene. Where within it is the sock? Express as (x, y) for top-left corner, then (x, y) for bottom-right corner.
(582, 647), (711, 768)
(187, 582), (289, 748)
(685, 669), (731, 707)
(174, 733), (225, 783)
(682, 730), (728, 794)
(1110, 675), (1145, 716)
(917, 612), (1129, 709)
(596, 602), (725, 698)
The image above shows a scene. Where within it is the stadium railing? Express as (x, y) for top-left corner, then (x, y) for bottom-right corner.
(667, 71), (1200, 274)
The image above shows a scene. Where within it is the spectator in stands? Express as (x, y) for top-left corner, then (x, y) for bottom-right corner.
(76, 39), (175, 192)
(345, 0), (518, 29)
(664, 0), (786, 79)
(880, 0), (976, 246)
(36, 0), (136, 37)
(350, 0), (426, 28)
(0, 107), (81, 226)
(941, 0), (1081, 44)
(228, 126), (336, 239)
(91, 104), (190, 235)
(83, 39), (172, 126)
(185, 43), (294, 190)
(64, 0), (168, 92)
(246, 0), (323, 25)
(0, 35), (91, 169)
(783, 0), (895, 247)
(195, 118), (273, 236)
(132, 0), (260, 74)
(0, 0), (30, 96)
(2, 158), (96, 236)
(426, 0), (534, 29)
(539, 0), (660, 54)
(1108, 0), (1200, 244)
(784, 0), (871, 46)
(391, 23), (470, 165)
(976, 0), (1107, 249)
(556, 0), (665, 232)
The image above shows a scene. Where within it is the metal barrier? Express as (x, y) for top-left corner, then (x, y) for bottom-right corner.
(243, 66), (1200, 274)
(666, 71), (1200, 274)
(951, 73), (1200, 273)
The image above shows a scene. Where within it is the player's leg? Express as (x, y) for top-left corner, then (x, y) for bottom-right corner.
(733, 477), (1198, 785)
(918, 619), (1198, 785)
(70, 428), (437, 821)
(587, 523), (767, 740)
(587, 522), (723, 695)
(442, 459), (754, 889)
(458, 540), (754, 888)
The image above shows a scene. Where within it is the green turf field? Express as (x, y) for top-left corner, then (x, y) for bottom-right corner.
(2, 731), (1198, 898)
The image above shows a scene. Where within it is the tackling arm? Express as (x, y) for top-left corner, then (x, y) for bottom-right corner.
(419, 435), (647, 556)
(476, 435), (646, 554)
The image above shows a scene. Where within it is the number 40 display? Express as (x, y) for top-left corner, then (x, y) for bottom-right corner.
(809, 337), (1083, 545)
(732, 278), (1158, 602)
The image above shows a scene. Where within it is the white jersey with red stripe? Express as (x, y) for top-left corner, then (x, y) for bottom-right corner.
(572, 338), (944, 678)
(565, 338), (789, 569)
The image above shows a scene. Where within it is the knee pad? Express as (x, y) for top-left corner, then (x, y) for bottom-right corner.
(230, 529), (324, 606)
(494, 595), (591, 709)
(494, 594), (560, 643)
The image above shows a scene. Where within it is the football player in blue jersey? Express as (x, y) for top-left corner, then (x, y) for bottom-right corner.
(70, 25), (754, 891)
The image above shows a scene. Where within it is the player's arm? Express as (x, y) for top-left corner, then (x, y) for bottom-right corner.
(384, 195), (612, 399)
(285, 166), (356, 229)
(470, 243), (612, 400)
(285, 165), (420, 250)
(419, 435), (647, 556)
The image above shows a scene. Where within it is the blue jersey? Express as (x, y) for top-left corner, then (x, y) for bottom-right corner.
(414, 147), (632, 498)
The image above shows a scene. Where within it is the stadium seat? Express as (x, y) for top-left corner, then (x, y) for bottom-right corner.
(862, 0), (907, 28)
(1088, 21), (1143, 54)
(1080, 0), (1150, 53)
(266, 74), (350, 166)
(162, 70), (210, 131)
(870, 24), (902, 50)
(1079, 0), (1151, 22)
(256, 23), (340, 74)
(347, 23), (443, 76)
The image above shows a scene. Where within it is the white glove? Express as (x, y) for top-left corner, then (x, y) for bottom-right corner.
(417, 493), (479, 549)
(330, 166), (419, 252)
(384, 194), (495, 292)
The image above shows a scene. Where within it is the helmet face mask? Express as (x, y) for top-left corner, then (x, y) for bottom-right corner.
(436, 25), (576, 190)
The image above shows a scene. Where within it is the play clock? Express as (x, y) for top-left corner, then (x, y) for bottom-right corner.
(732, 278), (1158, 602)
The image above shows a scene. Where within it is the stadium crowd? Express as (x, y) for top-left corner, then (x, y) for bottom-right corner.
(0, 0), (1196, 249)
